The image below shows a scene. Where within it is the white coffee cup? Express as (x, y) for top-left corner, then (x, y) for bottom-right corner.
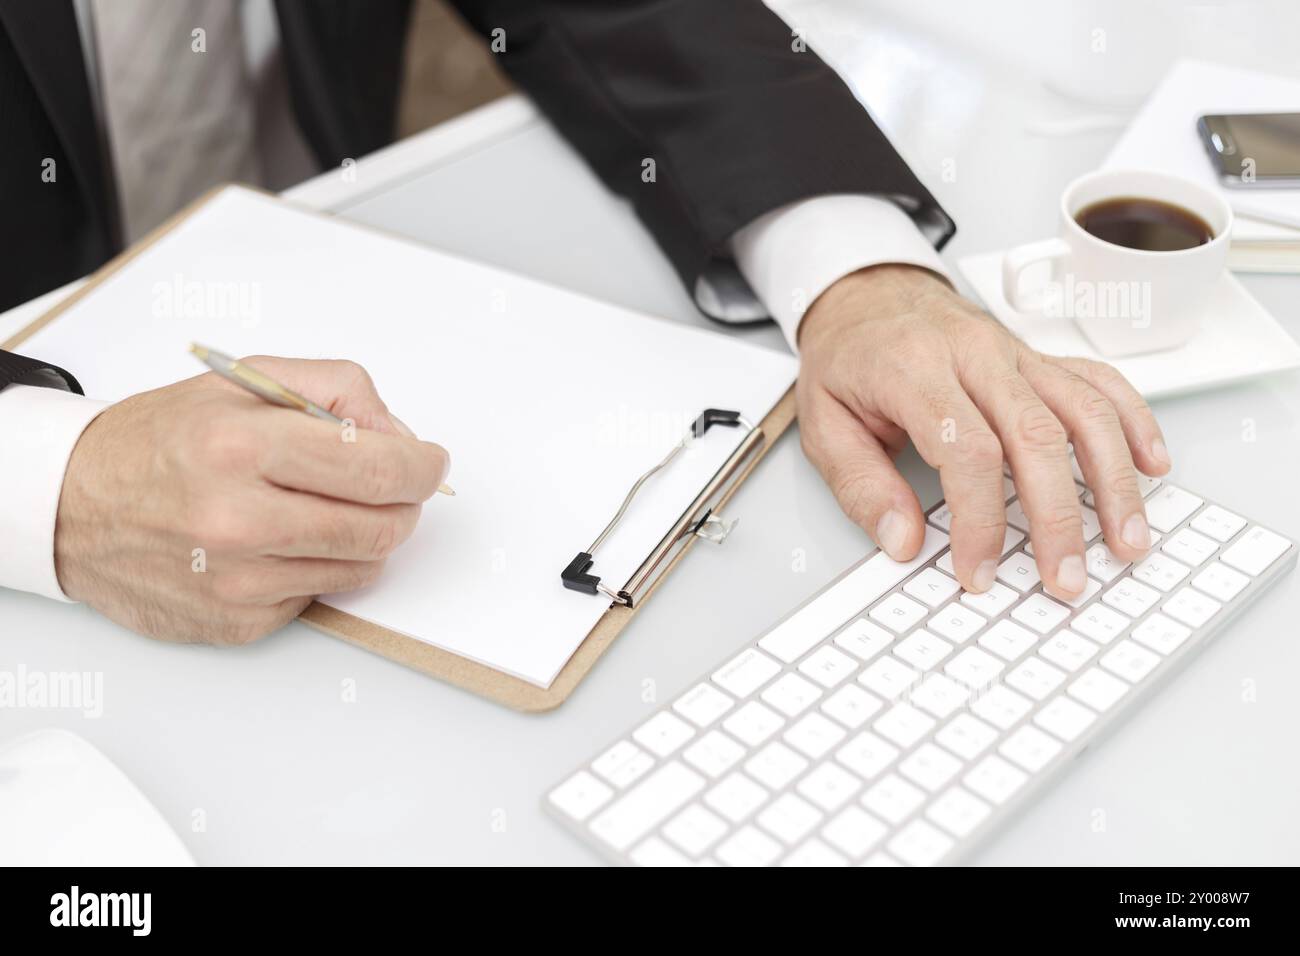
(1001, 168), (1233, 357)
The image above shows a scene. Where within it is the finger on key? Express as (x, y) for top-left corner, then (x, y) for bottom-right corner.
(1021, 359), (1151, 561)
(1047, 356), (1171, 476)
(888, 376), (1006, 593)
(798, 386), (927, 561)
(962, 364), (1086, 599)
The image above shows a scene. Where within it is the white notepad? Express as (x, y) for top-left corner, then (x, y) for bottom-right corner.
(20, 187), (797, 687)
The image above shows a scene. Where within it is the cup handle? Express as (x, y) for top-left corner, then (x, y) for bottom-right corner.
(1001, 238), (1071, 315)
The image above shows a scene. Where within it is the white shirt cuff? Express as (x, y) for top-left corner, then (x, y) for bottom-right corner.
(0, 385), (109, 602)
(715, 193), (953, 351)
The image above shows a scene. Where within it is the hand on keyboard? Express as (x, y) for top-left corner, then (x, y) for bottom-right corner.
(795, 264), (1171, 601)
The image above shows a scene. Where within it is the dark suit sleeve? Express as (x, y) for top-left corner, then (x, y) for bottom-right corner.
(447, 0), (955, 297)
(0, 350), (84, 394)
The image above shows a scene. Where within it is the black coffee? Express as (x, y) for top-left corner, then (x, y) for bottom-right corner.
(1075, 197), (1214, 252)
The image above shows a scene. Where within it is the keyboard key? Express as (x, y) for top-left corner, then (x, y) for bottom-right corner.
(862, 851), (902, 866)
(1221, 526), (1291, 576)
(1012, 593), (1072, 635)
(1034, 696), (1096, 742)
(979, 619), (1038, 661)
(928, 601), (988, 644)
(961, 581), (1019, 616)
(1001, 525), (1027, 555)
(1068, 666), (1129, 712)
(549, 770), (614, 822)
(662, 804), (728, 857)
(859, 655), (920, 700)
(969, 683), (1033, 729)
(1192, 561), (1251, 602)
(704, 771), (768, 823)
(936, 550), (955, 576)
(1006, 498), (1031, 532)
(928, 501), (954, 531)
(904, 567), (961, 607)
(822, 806), (887, 859)
(1132, 553), (1191, 593)
(761, 672), (823, 717)
(757, 792), (822, 844)
(945, 646), (1005, 690)
(590, 761), (704, 850)
(927, 787), (991, 838)
(744, 741), (807, 790)
(835, 731), (899, 779)
(893, 629), (954, 670)
(1131, 613), (1192, 656)
(1163, 585), (1222, 628)
(780, 838), (848, 867)
(712, 647), (781, 697)
(1102, 578), (1161, 617)
(862, 773), (926, 824)
(1191, 504), (1247, 543)
(673, 682), (735, 727)
(910, 673), (970, 719)
(869, 592), (929, 634)
(629, 836), (693, 867)
(1005, 656), (1067, 701)
(1038, 630), (1100, 673)
(1162, 528), (1218, 567)
(1059, 575), (1103, 609)
(797, 762), (862, 812)
(784, 712), (847, 760)
(1144, 484), (1204, 533)
(888, 818), (954, 867)
(873, 701), (936, 748)
(964, 754), (1028, 805)
(1100, 639), (1161, 683)
(899, 742), (963, 792)
(723, 700), (785, 746)
(797, 645), (858, 688)
(1085, 541), (1130, 583)
(633, 711), (696, 757)
(999, 724), (1062, 772)
(835, 619), (894, 661)
(681, 730), (745, 779)
(714, 825), (782, 867)
(821, 683), (883, 729)
(592, 740), (655, 788)
(935, 712), (998, 760)
(1079, 505), (1102, 544)
(997, 552), (1041, 591)
(1071, 603), (1130, 644)
(757, 526), (948, 662)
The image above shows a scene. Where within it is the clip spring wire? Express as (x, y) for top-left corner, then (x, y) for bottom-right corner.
(561, 409), (759, 606)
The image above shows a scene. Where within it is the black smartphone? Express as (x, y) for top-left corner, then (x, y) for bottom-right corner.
(1197, 112), (1300, 188)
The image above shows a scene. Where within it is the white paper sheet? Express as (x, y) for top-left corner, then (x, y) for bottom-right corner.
(20, 187), (797, 687)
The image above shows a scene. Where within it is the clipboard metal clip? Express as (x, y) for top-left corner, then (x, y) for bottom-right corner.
(561, 408), (764, 608)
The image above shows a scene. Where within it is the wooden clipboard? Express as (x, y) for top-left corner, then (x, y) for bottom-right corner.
(3, 187), (797, 713)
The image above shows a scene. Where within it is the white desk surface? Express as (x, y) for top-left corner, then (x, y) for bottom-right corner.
(4, 6), (1299, 865)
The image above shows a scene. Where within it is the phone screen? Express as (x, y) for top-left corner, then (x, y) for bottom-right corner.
(1200, 112), (1300, 182)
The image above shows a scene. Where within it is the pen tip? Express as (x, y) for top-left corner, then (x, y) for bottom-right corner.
(189, 343), (208, 360)
(438, 483), (456, 497)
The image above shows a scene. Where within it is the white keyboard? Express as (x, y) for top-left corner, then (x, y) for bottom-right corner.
(546, 474), (1294, 866)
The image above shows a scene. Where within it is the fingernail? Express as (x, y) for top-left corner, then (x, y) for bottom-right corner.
(1056, 554), (1086, 594)
(1151, 437), (1171, 468)
(388, 413), (416, 438)
(1122, 512), (1151, 551)
(876, 509), (909, 558)
(972, 560), (998, 593)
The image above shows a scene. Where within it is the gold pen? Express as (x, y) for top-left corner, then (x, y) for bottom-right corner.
(189, 343), (454, 496)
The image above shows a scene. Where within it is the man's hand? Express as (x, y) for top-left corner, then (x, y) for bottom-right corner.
(54, 357), (449, 645)
(797, 264), (1170, 600)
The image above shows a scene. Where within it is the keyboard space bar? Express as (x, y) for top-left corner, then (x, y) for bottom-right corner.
(759, 525), (950, 663)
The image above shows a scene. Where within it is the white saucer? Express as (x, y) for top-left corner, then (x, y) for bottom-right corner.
(957, 248), (1300, 399)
